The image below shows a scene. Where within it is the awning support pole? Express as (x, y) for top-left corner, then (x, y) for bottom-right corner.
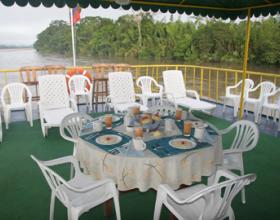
(70, 8), (77, 67)
(239, 8), (252, 119)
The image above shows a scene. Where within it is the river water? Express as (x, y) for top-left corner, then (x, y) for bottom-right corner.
(0, 48), (279, 74)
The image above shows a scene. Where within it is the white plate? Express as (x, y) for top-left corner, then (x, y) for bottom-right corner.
(169, 138), (197, 150)
(96, 134), (122, 145)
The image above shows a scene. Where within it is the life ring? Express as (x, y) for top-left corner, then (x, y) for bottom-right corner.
(66, 67), (92, 91)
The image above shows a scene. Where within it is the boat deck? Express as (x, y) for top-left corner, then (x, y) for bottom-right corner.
(0, 103), (279, 220)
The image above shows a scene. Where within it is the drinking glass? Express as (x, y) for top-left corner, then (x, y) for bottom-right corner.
(175, 108), (182, 121)
(183, 121), (192, 136)
(104, 114), (112, 129)
(134, 126), (144, 138)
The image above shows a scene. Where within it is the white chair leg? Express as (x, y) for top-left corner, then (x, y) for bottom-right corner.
(89, 94), (93, 112)
(49, 192), (56, 220)
(112, 188), (121, 220)
(222, 101), (226, 113)
(254, 104), (260, 123)
(26, 106), (33, 127)
(143, 96), (149, 107)
(228, 207), (235, 220)
(240, 167), (246, 204)
(4, 109), (10, 130)
(69, 208), (80, 220)
(40, 118), (46, 137)
(153, 191), (164, 220)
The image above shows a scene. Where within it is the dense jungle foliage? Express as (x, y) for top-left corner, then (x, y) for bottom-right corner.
(34, 14), (280, 65)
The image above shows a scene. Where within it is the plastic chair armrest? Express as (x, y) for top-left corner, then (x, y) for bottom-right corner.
(248, 83), (261, 93)
(186, 90), (200, 100)
(158, 184), (184, 204)
(68, 178), (115, 193)
(157, 84), (164, 94)
(212, 168), (239, 184)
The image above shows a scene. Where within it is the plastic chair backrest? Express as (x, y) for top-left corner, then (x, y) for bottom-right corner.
(31, 155), (69, 204)
(162, 70), (186, 98)
(222, 120), (259, 152)
(187, 174), (256, 220)
(259, 81), (276, 98)
(108, 72), (136, 104)
(39, 75), (70, 110)
(1, 83), (30, 105)
(60, 113), (93, 143)
(68, 75), (91, 94)
(136, 76), (157, 94)
(243, 79), (255, 99)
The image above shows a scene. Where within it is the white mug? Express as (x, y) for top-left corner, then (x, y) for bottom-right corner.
(132, 138), (146, 151)
(194, 127), (205, 140)
(164, 118), (173, 132)
(93, 121), (103, 132)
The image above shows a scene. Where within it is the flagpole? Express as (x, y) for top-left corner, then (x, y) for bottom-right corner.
(70, 8), (76, 67)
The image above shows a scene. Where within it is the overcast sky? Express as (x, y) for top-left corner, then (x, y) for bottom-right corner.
(0, 3), (195, 46)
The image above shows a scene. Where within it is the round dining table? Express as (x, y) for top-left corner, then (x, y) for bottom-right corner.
(76, 117), (223, 192)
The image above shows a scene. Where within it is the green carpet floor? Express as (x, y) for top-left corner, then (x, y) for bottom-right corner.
(0, 114), (279, 220)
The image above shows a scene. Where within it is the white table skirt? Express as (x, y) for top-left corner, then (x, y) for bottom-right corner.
(76, 137), (222, 192)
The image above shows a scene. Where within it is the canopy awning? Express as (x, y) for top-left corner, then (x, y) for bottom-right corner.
(1, 0), (280, 20)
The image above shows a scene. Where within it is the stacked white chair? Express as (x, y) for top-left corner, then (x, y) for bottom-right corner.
(31, 155), (121, 220)
(153, 168), (256, 220)
(162, 70), (216, 112)
(38, 75), (78, 137)
(223, 79), (254, 117)
(107, 72), (147, 113)
(68, 75), (93, 112)
(244, 81), (275, 123)
(1, 83), (33, 129)
(260, 88), (280, 128)
(136, 76), (163, 107)
(218, 120), (259, 203)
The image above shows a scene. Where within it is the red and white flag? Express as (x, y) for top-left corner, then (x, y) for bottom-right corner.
(71, 6), (81, 25)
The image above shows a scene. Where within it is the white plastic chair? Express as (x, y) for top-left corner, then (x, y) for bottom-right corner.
(1, 83), (33, 129)
(68, 75), (93, 112)
(259, 88), (280, 129)
(218, 120), (259, 204)
(31, 155), (121, 220)
(38, 75), (78, 137)
(136, 76), (163, 107)
(162, 70), (216, 112)
(153, 168), (256, 220)
(60, 112), (94, 177)
(107, 72), (148, 114)
(223, 79), (254, 117)
(244, 81), (276, 123)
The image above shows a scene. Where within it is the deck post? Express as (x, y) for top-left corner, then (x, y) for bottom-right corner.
(239, 8), (252, 119)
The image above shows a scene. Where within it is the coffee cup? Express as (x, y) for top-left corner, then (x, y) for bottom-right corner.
(132, 138), (146, 151)
(194, 127), (205, 140)
(93, 121), (103, 132)
(164, 118), (173, 132)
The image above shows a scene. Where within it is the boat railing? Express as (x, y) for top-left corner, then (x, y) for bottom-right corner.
(0, 64), (279, 105)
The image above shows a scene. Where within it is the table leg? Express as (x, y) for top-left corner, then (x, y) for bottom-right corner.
(103, 199), (113, 217)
